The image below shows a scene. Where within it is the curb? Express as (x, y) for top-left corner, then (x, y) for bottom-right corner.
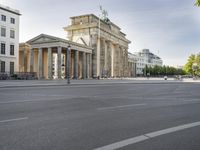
(0, 81), (194, 89)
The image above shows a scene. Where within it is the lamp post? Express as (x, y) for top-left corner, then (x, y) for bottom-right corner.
(66, 45), (71, 84)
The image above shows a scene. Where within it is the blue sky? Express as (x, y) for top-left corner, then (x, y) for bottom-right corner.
(1, 0), (200, 66)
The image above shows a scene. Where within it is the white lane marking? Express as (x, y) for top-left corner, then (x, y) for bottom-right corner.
(145, 121), (200, 137)
(0, 117), (28, 123)
(183, 99), (200, 102)
(95, 135), (149, 150)
(0, 99), (64, 104)
(97, 103), (146, 111)
(94, 121), (200, 150)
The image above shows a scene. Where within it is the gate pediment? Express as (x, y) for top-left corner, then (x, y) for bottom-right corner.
(27, 34), (59, 44)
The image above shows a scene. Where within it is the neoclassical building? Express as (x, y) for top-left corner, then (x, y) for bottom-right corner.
(19, 14), (136, 79)
(64, 14), (131, 78)
(19, 34), (93, 79)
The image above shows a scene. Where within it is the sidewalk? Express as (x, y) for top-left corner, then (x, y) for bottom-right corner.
(0, 78), (199, 88)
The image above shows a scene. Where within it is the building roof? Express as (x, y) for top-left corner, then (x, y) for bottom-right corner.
(0, 4), (21, 15)
(70, 14), (121, 30)
(26, 34), (93, 53)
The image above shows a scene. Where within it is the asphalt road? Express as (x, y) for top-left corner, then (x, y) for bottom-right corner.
(0, 82), (200, 150)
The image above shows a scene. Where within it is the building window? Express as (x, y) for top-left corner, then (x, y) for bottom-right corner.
(1, 43), (5, 54)
(10, 45), (14, 55)
(1, 61), (5, 72)
(10, 62), (14, 74)
(1, 15), (6, 21)
(10, 18), (15, 24)
(10, 30), (15, 38)
(1, 27), (6, 37)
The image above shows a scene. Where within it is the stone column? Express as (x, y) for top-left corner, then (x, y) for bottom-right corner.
(86, 53), (90, 78)
(111, 43), (115, 77)
(38, 48), (43, 79)
(104, 41), (108, 74)
(71, 51), (74, 78)
(57, 47), (62, 79)
(116, 45), (120, 77)
(66, 47), (71, 83)
(82, 52), (86, 79)
(64, 49), (67, 79)
(101, 39), (105, 77)
(48, 47), (52, 79)
(106, 41), (111, 77)
(119, 46), (123, 77)
(90, 35), (97, 78)
(124, 49), (128, 77)
(89, 53), (92, 78)
(74, 50), (79, 79)
(21, 49), (25, 72)
(97, 37), (101, 77)
(24, 49), (28, 72)
(30, 48), (34, 72)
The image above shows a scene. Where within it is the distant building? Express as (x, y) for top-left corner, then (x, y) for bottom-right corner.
(129, 49), (163, 75)
(0, 4), (20, 74)
(128, 52), (137, 77)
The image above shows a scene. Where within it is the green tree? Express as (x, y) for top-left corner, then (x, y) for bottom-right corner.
(195, 0), (200, 6)
(144, 65), (185, 76)
(195, 53), (200, 74)
(184, 54), (196, 74)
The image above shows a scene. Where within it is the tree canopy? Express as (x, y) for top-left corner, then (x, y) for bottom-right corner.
(184, 53), (200, 76)
(184, 54), (196, 74)
(143, 65), (185, 77)
(195, 0), (200, 6)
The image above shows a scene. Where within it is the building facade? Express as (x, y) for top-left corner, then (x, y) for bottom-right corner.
(129, 49), (163, 75)
(64, 14), (131, 78)
(19, 34), (93, 79)
(0, 4), (20, 74)
(128, 52), (137, 77)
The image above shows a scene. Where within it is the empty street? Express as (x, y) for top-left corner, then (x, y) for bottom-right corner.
(0, 81), (200, 150)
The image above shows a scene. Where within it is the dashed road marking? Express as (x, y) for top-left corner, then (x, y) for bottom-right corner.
(0, 117), (28, 124)
(97, 103), (146, 111)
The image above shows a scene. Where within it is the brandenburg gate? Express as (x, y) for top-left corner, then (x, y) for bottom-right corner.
(64, 14), (131, 78)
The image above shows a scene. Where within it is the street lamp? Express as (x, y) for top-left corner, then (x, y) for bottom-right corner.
(67, 45), (71, 84)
